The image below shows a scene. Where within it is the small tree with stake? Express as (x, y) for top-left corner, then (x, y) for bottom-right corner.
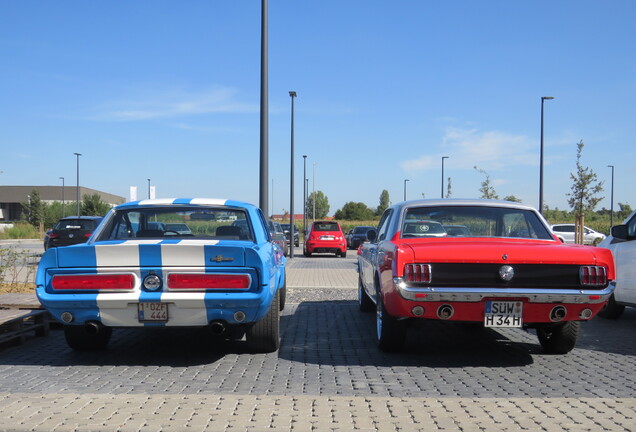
(566, 140), (604, 244)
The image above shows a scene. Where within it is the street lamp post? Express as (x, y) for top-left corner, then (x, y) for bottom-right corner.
(303, 155), (307, 237)
(74, 153), (81, 216)
(608, 165), (615, 228)
(259, 0), (269, 217)
(289, 91), (297, 258)
(539, 96), (554, 214)
(441, 156), (449, 198)
(312, 163), (316, 222)
(59, 177), (65, 217)
(403, 179), (409, 201)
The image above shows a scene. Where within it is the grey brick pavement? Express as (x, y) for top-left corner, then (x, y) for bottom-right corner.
(0, 252), (635, 431)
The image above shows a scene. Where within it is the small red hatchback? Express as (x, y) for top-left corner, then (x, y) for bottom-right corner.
(304, 221), (347, 257)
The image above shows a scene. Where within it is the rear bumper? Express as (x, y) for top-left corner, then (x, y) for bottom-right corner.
(306, 240), (346, 253)
(394, 278), (615, 304)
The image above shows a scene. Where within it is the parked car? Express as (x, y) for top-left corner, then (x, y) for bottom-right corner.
(280, 223), (300, 247)
(36, 198), (286, 353)
(597, 210), (636, 319)
(164, 223), (193, 235)
(44, 216), (103, 250)
(346, 226), (375, 249)
(268, 220), (289, 256)
(358, 199), (615, 354)
(550, 224), (606, 245)
(304, 221), (347, 257)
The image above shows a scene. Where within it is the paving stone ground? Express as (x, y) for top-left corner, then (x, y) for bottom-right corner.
(0, 249), (635, 431)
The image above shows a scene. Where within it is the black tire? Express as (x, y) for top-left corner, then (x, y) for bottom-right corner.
(536, 321), (580, 354)
(376, 289), (406, 352)
(64, 324), (112, 351)
(597, 294), (625, 319)
(279, 277), (287, 312)
(340, 250), (347, 258)
(358, 275), (374, 313)
(246, 291), (280, 353)
(304, 249), (312, 257)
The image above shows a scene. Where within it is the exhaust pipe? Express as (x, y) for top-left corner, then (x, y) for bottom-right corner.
(209, 320), (227, 335)
(437, 304), (454, 320)
(550, 305), (567, 322)
(84, 321), (103, 335)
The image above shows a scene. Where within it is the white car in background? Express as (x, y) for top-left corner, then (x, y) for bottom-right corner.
(597, 210), (636, 318)
(550, 224), (606, 245)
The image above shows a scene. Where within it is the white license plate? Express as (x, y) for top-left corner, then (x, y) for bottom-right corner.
(138, 302), (168, 322)
(320, 235), (334, 240)
(484, 300), (523, 328)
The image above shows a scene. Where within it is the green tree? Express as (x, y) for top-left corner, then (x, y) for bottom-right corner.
(21, 189), (46, 226)
(504, 195), (522, 203)
(306, 191), (330, 219)
(617, 202), (633, 221)
(335, 202), (375, 220)
(81, 194), (111, 216)
(474, 166), (499, 199)
(377, 190), (390, 215)
(567, 140), (604, 215)
(445, 177), (452, 198)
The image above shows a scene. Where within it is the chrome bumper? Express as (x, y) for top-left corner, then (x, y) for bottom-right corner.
(394, 278), (615, 304)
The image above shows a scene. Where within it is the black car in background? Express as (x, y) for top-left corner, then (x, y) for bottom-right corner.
(346, 225), (375, 249)
(280, 223), (300, 247)
(44, 216), (103, 250)
(268, 220), (289, 256)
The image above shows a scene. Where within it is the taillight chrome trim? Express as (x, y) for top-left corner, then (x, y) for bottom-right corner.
(167, 273), (252, 290)
(51, 274), (136, 291)
(579, 266), (608, 287)
(404, 264), (432, 283)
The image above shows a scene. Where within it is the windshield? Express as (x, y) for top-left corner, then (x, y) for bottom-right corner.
(95, 206), (253, 241)
(401, 206), (553, 240)
(313, 222), (340, 232)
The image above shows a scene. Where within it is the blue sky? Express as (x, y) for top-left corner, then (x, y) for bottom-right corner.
(1, 1), (635, 217)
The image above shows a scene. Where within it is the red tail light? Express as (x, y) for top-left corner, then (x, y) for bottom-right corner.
(168, 273), (251, 290)
(579, 266), (607, 286)
(48, 233), (60, 239)
(84, 233), (93, 238)
(404, 264), (432, 283)
(52, 274), (134, 291)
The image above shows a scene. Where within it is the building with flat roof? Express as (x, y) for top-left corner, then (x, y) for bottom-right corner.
(0, 186), (125, 221)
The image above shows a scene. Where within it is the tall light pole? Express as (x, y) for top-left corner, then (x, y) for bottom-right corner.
(539, 96), (554, 214)
(403, 179), (409, 201)
(259, 0), (269, 217)
(441, 156), (449, 198)
(312, 163), (316, 222)
(303, 155), (307, 236)
(74, 153), (81, 216)
(608, 165), (615, 228)
(59, 177), (65, 217)
(289, 91), (297, 258)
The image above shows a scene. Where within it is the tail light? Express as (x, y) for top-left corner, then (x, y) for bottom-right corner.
(168, 273), (251, 290)
(404, 264), (432, 283)
(52, 274), (134, 291)
(579, 266), (607, 286)
(48, 233), (60, 239)
(84, 233), (93, 238)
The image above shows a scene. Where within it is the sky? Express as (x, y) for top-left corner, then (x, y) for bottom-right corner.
(1, 1), (635, 218)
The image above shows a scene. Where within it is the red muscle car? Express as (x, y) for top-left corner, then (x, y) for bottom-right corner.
(357, 199), (615, 354)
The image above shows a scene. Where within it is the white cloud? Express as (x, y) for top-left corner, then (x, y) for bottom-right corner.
(402, 126), (536, 172)
(91, 85), (258, 121)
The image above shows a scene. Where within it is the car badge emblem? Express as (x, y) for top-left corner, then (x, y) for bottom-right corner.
(499, 265), (514, 282)
(211, 255), (234, 263)
(502, 254), (508, 260)
(143, 274), (162, 291)
(69, 233), (74, 238)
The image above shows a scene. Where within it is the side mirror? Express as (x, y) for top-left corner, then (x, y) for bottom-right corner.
(611, 224), (629, 240)
(366, 229), (377, 242)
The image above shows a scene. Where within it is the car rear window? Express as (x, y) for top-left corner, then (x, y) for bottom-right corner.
(313, 222), (340, 232)
(95, 207), (254, 241)
(54, 219), (99, 230)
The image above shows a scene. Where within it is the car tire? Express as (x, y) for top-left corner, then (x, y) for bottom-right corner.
(358, 275), (374, 313)
(536, 321), (580, 354)
(376, 288), (406, 352)
(64, 324), (112, 351)
(597, 294), (625, 319)
(279, 277), (287, 312)
(246, 291), (280, 353)
(304, 250), (312, 257)
(340, 250), (347, 258)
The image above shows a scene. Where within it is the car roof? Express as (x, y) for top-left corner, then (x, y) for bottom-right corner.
(115, 198), (256, 210)
(394, 198), (538, 211)
(57, 216), (103, 221)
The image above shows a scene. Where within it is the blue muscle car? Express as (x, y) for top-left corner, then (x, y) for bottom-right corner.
(36, 198), (286, 353)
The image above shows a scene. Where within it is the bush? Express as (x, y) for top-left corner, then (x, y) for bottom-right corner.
(0, 223), (40, 240)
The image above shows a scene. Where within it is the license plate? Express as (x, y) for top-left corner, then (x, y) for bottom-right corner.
(138, 302), (168, 322)
(484, 300), (523, 328)
(320, 235), (334, 240)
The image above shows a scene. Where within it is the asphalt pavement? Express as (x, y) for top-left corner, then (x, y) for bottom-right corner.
(0, 245), (635, 431)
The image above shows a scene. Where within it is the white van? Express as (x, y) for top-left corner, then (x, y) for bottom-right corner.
(597, 210), (636, 318)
